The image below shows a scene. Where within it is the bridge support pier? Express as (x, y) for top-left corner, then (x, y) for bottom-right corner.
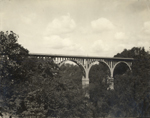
(108, 68), (114, 90)
(82, 76), (89, 97)
(107, 77), (114, 90)
(82, 76), (89, 88)
(82, 66), (90, 97)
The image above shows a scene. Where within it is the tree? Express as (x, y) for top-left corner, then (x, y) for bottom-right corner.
(88, 62), (110, 117)
(18, 57), (59, 117)
(0, 31), (28, 116)
(113, 47), (150, 117)
(51, 63), (90, 118)
(18, 61), (90, 117)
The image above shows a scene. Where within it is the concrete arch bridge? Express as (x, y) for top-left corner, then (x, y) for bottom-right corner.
(29, 54), (134, 89)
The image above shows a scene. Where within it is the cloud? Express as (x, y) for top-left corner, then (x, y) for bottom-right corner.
(45, 14), (76, 35)
(91, 40), (110, 53)
(136, 21), (150, 51)
(89, 39), (116, 57)
(88, 30), (137, 56)
(39, 14), (85, 55)
(91, 18), (115, 32)
(137, 41), (150, 48)
(38, 35), (84, 55)
(114, 32), (127, 40)
(21, 13), (37, 24)
(142, 21), (150, 34)
(43, 35), (72, 49)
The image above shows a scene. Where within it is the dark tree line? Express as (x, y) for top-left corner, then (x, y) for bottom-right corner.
(113, 47), (150, 117)
(0, 31), (150, 117)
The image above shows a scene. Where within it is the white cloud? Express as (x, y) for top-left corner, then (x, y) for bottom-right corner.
(21, 13), (37, 24)
(142, 21), (150, 34)
(39, 14), (83, 55)
(35, 35), (84, 55)
(91, 18), (115, 32)
(137, 41), (150, 49)
(91, 40), (110, 53)
(114, 32), (127, 40)
(43, 35), (72, 49)
(45, 14), (76, 35)
(135, 21), (150, 51)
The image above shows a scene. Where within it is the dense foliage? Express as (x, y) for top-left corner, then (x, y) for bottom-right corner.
(113, 47), (150, 117)
(0, 31), (29, 115)
(0, 31), (150, 117)
(89, 63), (110, 117)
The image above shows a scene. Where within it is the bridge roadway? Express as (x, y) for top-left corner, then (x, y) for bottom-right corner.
(29, 53), (134, 90)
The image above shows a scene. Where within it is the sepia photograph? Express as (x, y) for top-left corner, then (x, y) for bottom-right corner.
(0, 0), (150, 117)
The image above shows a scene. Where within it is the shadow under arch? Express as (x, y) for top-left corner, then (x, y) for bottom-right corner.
(113, 61), (132, 71)
(58, 60), (85, 90)
(88, 60), (111, 78)
(113, 61), (132, 77)
(113, 61), (131, 70)
(88, 60), (111, 84)
(59, 60), (86, 77)
(88, 60), (111, 98)
(113, 61), (132, 90)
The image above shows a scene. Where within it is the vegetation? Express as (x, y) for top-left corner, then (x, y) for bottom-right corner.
(0, 31), (150, 117)
(113, 47), (150, 117)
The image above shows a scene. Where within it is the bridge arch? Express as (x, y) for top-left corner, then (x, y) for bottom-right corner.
(59, 60), (86, 77)
(112, 61), (132, 90)
(88, 60), (111, 77)
(113, 61), (132, 77)
(88, 60), (111, 85)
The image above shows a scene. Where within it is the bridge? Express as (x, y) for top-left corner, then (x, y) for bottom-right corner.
(29, 53), (134, 89)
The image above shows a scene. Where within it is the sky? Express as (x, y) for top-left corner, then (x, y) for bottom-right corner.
(0, 0), (150, 57)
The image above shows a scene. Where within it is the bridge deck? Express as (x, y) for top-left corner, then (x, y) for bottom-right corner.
(29, 53), (134, 61)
